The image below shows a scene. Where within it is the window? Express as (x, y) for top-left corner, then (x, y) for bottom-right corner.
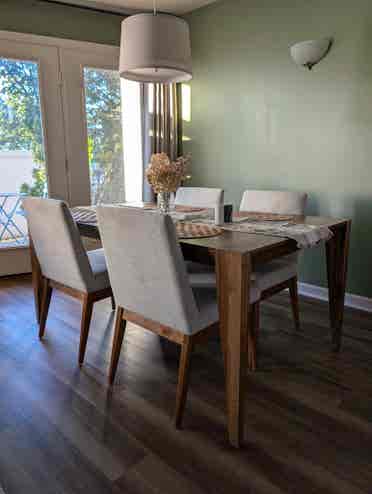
(0, 58), (47, 248)
(0, 31), (145, 274)
(84, 67), (125, 205)
(83, 69), (143, 205)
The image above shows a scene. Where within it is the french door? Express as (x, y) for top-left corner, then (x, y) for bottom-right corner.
(60, 49), (143, 207)
(0, 31), (143, 276)
(0, 37), (66, 275)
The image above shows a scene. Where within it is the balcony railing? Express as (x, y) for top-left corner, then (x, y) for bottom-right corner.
(0, 193), (29, 248)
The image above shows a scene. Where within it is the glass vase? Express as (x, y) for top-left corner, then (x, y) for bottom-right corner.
(157, 191), (171, 214)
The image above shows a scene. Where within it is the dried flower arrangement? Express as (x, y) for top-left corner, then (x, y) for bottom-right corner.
(146, 153), (191, 194)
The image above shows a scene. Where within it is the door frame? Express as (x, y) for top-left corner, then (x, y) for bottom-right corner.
(0, 30), (120, 275)
(0, 36), (66, 201)
(59, 48), (121, 206)
(0, 30), (120, 205)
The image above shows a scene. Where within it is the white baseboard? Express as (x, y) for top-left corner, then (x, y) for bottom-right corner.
(298, 282), (372, 313)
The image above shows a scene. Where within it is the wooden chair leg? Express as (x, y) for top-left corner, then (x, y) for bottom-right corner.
(30, 237), (42, 324)
(248, 303), (259, 371)
(109, 307), (126, 385)
(39, 278), (53, 340)
(78, 294), (94, 366)
(289, 277), (300, 331)
(111, 295), (116, 311)
(175, 335), (194, 429)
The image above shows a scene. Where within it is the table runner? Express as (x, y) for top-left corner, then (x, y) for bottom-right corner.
(71, 205), (211, 223)
(71, 206), (333, 248)
(220, 220), (332, 248)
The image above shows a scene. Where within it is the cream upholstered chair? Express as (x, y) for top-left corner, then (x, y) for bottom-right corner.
(23, 197), (113, 365)
(175, 187), (224, 209)
(240, 190), (307, 216)
(97, 206), (260, 427)
(175, 187), (224, 288)
(240, 190), (308, 369)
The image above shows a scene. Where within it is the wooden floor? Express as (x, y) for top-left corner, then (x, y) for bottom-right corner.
(1, 275), (372, 494)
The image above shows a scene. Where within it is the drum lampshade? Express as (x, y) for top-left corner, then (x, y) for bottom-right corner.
(119, 13), (192, 83)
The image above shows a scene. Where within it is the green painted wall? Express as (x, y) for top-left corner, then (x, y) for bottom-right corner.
(185, 0), (372, 297)
(0, 0), (122, 45)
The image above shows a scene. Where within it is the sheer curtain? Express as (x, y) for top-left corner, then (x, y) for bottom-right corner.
(142, 83), (183, 201)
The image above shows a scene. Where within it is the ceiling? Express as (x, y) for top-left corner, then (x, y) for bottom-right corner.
(51, 0), (219, 15)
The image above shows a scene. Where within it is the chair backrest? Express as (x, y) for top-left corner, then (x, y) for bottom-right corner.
(240, 190), (307, 215)
(175, 187), (224, 209)
(97, 206), (201, 335)
(23, 197), (93, 291)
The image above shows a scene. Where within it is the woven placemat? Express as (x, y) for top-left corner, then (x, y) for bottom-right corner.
(176, 222), (222, 239)
(175, 206), (206, 213)
(236, 212), (296, 222)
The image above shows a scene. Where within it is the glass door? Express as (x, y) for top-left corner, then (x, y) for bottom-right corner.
(60, 48), (143, 207)
(0, 35), (144, 275)
(83, 67), (125, 204)
(0, 58), (46, 250)
(0, 40), (66, 276)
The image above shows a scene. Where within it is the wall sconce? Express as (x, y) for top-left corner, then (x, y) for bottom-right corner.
(290, 38), (333, 70)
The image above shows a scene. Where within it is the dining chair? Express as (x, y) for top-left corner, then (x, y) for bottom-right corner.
(175, 187), (224, 209)
(97, 206), (258, 427)
(240, 190), (308, 370)
(240, 190), (307, 215)
(23, 197), (113, 365)
(175, 187), (224, 288)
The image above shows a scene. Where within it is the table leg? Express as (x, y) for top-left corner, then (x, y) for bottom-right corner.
(29, 235), (42, 324)
(216, 250), (251, 448)
(326, 221), (351, 351)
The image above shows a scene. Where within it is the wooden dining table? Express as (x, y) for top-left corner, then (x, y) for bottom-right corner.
(29, 205), (351, 448)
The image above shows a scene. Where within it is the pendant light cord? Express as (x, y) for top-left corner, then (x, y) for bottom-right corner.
(153, 0), (158, 73)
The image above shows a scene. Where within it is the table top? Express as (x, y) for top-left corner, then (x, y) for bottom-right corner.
(74, 203), (350, 256)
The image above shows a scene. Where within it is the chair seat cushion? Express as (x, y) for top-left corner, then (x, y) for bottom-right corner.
(189, 272), (260, 327)
(87, 248), (111, 292)
(186, 261), (216, 288)
(190, 284), (261, 333)
(187, 254), (298, 304)
(255, 254), (298, 292)
(192, 287), (219, 332)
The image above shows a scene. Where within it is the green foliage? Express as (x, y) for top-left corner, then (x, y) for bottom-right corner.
(20, 166), (47, 197)
(0, 60), (124, 203)
(0, 58), (46, 196)
(84, 68), (124, 204)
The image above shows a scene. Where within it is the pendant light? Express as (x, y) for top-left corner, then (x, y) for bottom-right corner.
(119, 0), (192, 84)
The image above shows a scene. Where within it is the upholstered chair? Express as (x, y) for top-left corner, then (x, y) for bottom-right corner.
(240, 190), (308, 369)
(239, 190), (307, 216)
(97, 206), (260, 427)
(23, 197), (113, 365)
(175, 187), (224, 210)
(175, 187), (224, 287)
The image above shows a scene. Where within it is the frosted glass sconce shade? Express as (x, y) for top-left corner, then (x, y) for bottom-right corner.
(290, 38), (333, 70)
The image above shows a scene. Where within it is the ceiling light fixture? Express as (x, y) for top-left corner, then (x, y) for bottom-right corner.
(119, 0), (193, 83)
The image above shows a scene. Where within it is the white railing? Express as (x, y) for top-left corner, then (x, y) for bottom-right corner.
(0, 193), (28, 247)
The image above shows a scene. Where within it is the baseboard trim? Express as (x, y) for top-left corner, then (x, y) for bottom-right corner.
(298, 282), (372, 313)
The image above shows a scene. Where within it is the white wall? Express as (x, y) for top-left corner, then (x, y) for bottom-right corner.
(0, 150), (34, 194)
